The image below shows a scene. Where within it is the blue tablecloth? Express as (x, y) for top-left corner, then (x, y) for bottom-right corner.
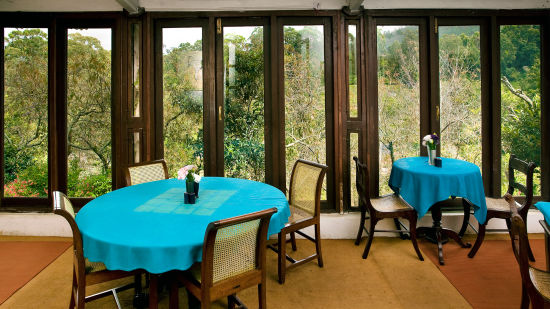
(388, 157), (487, 224)
(535, 202), (550, 223)
(75, 177), (290, 274)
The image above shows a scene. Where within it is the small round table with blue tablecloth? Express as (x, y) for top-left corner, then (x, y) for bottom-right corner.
(389, 157), (487, 264)
(75, 177), (290, 308)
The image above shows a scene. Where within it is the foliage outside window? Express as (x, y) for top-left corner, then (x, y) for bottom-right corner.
(348, 24), (358, 118)
(439, 26), (482, 167)
(223, 27), (265, 181)
(500, 25), (541, 195)
(284, 25), (327, 198)
(377, 26), (420, 195)
(162, 28), (204, 177)
(67, 29), (112, 197)
(3, 28), (48, 197)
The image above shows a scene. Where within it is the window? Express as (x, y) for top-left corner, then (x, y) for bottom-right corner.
(222, 26), (265, 181)
(162, 27), (204, 176)
(500, 24), (541, 195)
(3, 28), (48, 197)
(439, 25), (482, 167)
(377, 25), (420, 195)
(66, 28), (112, 198)
(283, 24), (327, 197)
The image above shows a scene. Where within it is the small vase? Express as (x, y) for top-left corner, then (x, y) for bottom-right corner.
(194, 182), (199, 198)
(186, 180), (194, 194)
(428, 148), (436, 165)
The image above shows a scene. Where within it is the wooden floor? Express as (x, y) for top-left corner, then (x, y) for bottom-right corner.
(0, 235), (480, 309)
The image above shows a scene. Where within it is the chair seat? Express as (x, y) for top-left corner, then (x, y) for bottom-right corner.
(286, 204), (314, 225)
(370, 195), (413, 213)
(529, 266), (550, 300)
(85, 258), (107, 274)
(486, 197), (521, 212)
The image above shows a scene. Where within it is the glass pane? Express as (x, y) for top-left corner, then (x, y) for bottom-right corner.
(3, 28), (48, 197)
(439, 26), (482, 169)
(131, 23), (140, 117)
(162, 28), (203, 176)
(67, 28), (112, 198)
(377, 26), (420, 195)
(223, 26), (265, 181)
(500, 25), (541, 195)
(284, 25), (326, 198)
(133, 131), (141, 164)
(348, 24), (358, 118)
(349, 132), (359, 207)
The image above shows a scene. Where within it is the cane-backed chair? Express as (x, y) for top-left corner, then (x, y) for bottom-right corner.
(125, 159), (169, 186)
(467, 154), (536, 259)
(353, 156), (424, 261)
(509, 194), (550, 309)
(53, 191), (139, 309)
(177, 208), (276, 309)
(268, 159), (327, 284)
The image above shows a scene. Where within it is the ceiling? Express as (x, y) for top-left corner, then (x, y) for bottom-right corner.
(0, 0), (548, 12)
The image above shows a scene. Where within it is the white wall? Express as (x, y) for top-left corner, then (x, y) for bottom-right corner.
(0, 210), (544, 238)
(0, 0), (548, 12)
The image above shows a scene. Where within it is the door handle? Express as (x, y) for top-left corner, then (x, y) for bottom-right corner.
(219, 106), (222, 121)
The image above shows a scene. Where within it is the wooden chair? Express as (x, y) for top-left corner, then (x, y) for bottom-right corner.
(53, 191), (139, 309)
(353, 156), (424, 261)
(268, 159), (327, 284)
(124, 159), (169, 186)
(177, 208), (277, 309)
(467, 154), (536, 259)
(509, 194), (550, 309)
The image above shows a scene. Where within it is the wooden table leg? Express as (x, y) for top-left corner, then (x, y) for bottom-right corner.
(417, 203), (471, 265)
(133, 273), (148, 309)
(149, 274), (159, 309)
(169, 271), (179, 309)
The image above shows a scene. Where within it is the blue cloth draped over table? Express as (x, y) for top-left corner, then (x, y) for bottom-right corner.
(388, 157), (487, 224)
(75, 177), (291, 274)
(535, 202), (550, 223)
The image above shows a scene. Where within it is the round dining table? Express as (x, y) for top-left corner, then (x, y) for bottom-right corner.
(388, 157), (487, 265)
(75, 177), (290, 308)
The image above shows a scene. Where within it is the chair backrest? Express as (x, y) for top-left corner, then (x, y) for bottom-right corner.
(200, 208), (277, 286)
(506, 155), (536, 214)
(288, 159), (328, 217)
(509, 193), (537, 300)
(353, 156), (372, 211)
(52, 191), (86, 300)
(125, 159), (169, 186)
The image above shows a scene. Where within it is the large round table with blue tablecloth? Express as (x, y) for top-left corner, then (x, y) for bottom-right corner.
(75, 177), (290, 274)
(389, 157), (487, 224)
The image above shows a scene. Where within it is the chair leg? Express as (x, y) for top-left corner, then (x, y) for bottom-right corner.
(315, 223), (324, 267)
(520, 284), (530, 309)
(278, 231), (286, 284)
(258, 282), (266, 309)
(409, 216), (424, 261)
(290, 232), (297, 251)
(355, 209), (366, 245)
(504, 217), (535, 261)
(69, 270), (76, 309)
(468, 223), (486, 258)
(228, 294), (237, 309)
(362, 216), (378, 259)
(458, 200), (470, 238)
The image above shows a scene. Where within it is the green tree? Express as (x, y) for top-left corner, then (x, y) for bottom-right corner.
(3, 28), (48, 196)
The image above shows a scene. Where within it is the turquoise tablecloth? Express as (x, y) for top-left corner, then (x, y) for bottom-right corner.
(535, 201), (550, 223)
(75, 177), (290, 274)
(388, 157), (487, 224)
